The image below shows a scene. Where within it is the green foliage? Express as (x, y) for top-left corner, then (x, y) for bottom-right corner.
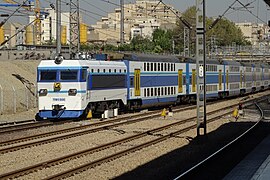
(79, 6), (250, 54)
(173, 6), (250, 55)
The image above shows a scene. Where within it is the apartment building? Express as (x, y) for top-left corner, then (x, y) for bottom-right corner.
(236, 22), (270, 46)
(90, 0), (180, 44)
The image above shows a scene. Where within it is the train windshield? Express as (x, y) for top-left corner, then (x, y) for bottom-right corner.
(40, 70), (57, 81)
(60, 70), (78, 80)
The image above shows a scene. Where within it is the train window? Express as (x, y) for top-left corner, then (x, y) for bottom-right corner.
(154, 63), (157, 71)
(164, 63), (167, 71)
(161, 63), (163, 71)
(174, 64), (176, 71)
(119, 69), (122, 73)
(158, 63), (160, 71)
(168, 87), (170, 95)
(109, 69), (111, 73)
(151, 88), (153, 96)
(103, 69), (106, 73)
(168, 64), (170, 71)
(130, 77), (133, 86)
(147, 63), (150, 71)
(97, 69), (100, 73)
(81, 69), (87, 81)
(144, 89), (146, 97)
(114, 69), (117, 73)
(155, 88), (157, 96)
(144, 63), (146, 71)
(165, 87), (167, 95)
(158, 88), (160, 96)
(147, 88), (150, 96)
(60, 70), (78, 80)
(91, 69), (94, 73)
(40, 70), (56, 81)
(124, 69), (126, 73)
(151, 63), (153, 71)
(171, 64), (174, 71)
(171, 87), (174, 94)
(161, 87), (164, 96)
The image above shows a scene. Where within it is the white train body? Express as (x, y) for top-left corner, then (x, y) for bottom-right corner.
(37, 59), (127, 119)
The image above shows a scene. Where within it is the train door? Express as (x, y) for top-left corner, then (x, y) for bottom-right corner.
(192, 69), (196, 92)
(244, 70), (246, 88)
(226, 70), (229, 90)
(219, 69), (222, 91)
(240, 70), (242, 88)
(134, 69), (140, 96)
(178, 69), (183, 93)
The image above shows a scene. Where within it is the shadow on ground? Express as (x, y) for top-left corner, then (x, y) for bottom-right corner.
(114, 121), (270, 180)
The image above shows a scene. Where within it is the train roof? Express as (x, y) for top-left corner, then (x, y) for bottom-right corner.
(123, 53), (180, 62)
(240, 62), (253, 67)
(252, 63), (262, 68)
(184, 58), (221, 65)
(37, 59), (126, 69)
(221, 60), (241, 66)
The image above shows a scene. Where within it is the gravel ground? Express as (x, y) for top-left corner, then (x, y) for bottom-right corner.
(0, 92), (264, 179)
(68, 109), (261, 180)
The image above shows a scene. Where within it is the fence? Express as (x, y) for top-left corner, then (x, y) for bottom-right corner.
(0, 84), (37, 115)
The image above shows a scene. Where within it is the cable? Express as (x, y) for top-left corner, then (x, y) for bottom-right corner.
(1, 17), (37, 46)
(236, 0), (266, 24)
(0, 0), (31, 27)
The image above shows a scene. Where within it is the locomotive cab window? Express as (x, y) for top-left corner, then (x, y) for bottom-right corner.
(40, 70), (57, 81)
(60, 70), (78, 80)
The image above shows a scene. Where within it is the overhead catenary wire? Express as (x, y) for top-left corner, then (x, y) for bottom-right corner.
(0, 17), (37, 46)
(0, 0), (31, 28)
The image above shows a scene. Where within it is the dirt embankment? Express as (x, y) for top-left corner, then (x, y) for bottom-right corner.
(0, 60), (40, 122)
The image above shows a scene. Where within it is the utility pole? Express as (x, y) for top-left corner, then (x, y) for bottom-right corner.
(120, 0), (124, 44)
(56, 0), (61, 56)
(69, 0), (80, 59)
(196, 0), (206, 136)
(184, 27), (190, 57)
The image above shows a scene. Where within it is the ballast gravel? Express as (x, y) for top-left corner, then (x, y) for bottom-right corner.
(0, 91), (267, 179)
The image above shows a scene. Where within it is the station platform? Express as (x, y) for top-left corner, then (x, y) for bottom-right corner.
(224, 132), (270, 179)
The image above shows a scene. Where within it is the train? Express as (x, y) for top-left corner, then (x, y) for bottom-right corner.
(35, 53), (270, 120)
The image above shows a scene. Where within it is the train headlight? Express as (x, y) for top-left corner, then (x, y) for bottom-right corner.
(68, 89), (77, 96)
(39, 89), (48, 96)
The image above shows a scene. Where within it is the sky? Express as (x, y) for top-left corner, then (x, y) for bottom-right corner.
(0, 0), (269, 25)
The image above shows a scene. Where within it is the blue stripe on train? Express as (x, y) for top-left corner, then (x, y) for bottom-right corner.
(39, 110), (84, 119)
(47, 90), (86, 93)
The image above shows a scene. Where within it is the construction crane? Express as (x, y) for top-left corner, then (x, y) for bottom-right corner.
(3, 0), (42, 45)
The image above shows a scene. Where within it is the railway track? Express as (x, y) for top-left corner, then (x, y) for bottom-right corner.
(0, 94), (267, 155)
(0, 95), (261, 154)
(0, 97), (266, 179)
(174, 100), (269, 179)
(0, 90), (266, 135)
(0, 104), (197, 153)
(0, 119), (35, 127)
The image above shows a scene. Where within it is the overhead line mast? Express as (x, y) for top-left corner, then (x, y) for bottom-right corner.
(69, 0), (80, 59)
(120, 0), (124, 44)
(196, 0), (207, 136)
(56, 0), (61, 56)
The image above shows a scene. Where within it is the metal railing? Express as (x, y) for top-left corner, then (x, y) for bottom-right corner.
(0, 84), (37, 115)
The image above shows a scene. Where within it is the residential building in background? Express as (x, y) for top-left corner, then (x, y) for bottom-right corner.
(29, 8), (70, 45)
(90, 0), (180, 45)
(236, 22), (270, 47)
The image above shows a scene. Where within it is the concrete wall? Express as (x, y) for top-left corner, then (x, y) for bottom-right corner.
(0, 50), (51, 60)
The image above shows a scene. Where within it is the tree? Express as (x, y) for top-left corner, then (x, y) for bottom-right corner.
(173, 6), (250, 56)
(152, 29), (173, 53)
